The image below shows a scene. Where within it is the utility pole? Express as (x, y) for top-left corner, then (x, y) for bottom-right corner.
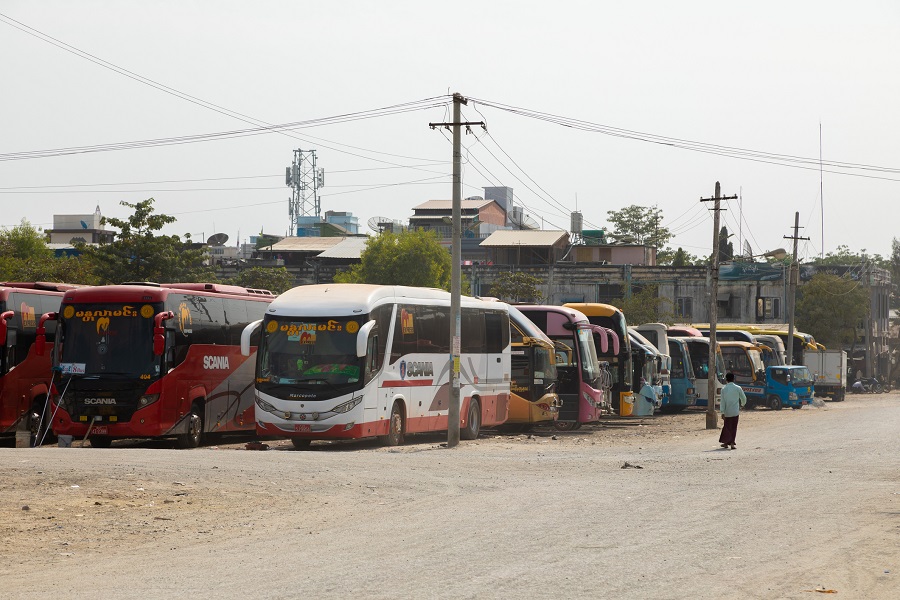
(429, 93), (484, 448)
(784, 212), (809, 366)
(701, 182), (737, 430)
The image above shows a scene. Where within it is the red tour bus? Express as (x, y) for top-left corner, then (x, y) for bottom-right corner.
(38, 283), (274, 448)
(1, 282), (80, 445)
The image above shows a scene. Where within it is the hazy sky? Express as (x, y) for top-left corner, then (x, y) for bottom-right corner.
(2, 1), (898, 260)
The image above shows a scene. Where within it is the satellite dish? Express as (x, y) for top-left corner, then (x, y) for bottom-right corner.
(80, 220), (89, 229)
(207, 233), (229, 246)
(743, 240), (753, 259)
(367, 216), (400, 233)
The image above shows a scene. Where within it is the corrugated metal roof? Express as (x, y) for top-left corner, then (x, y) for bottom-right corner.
(479, 230), (569, 247)
(316, 237), (370, 259)
(412, 199), (494, 211)
(269, 237), (346, 252)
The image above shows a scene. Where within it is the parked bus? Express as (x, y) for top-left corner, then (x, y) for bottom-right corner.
(40, 283), (274, 448)
(504, 305), (562, 431)
(672, 336), (725, 408)
(718, 341), (766, 387)
(562, 303), (633, 413)
(696, 327), (784, 368)
(690, 324), (820, 366)
(628, 328), (669, 407)
(665, 337), (697, 411)
(516, 305), (605, 429)
(1, 282), (80, 445)
(242, 284), (511, 447)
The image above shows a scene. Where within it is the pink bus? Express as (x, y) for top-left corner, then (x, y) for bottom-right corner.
(515, 305), (606, 430)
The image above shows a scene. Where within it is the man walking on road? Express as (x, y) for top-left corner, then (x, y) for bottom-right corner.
(719, 371), (747, 450)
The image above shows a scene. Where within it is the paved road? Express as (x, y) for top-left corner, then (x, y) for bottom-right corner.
(1, 394), (897, 599)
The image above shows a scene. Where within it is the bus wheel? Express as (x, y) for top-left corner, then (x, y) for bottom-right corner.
(768, 395), (783, 411)
(291, 438), (312, 450)
(379, 402), (405, 446)
(177, 403), (204, 449)
(554, 421), (577, 431)
(461, 398), (481, 440)
(89, 436), (112, 448)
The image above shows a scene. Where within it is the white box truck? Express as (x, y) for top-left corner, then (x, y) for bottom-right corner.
(804, 349), (847, 401)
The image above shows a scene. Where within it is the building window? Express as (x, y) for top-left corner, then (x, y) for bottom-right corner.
(756, 297), (781, 320)
(718, 295), (740, 319)
(676, 297), (693, 320)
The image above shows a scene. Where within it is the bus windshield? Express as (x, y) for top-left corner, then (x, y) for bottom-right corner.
(59, 302), (162, 377)
(257, 316), (365, 398)
(575, 326), (600, 385)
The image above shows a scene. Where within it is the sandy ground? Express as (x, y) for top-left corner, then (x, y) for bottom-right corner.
(1, 393), (898, 599)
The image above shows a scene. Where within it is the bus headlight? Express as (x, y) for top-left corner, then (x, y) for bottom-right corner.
(138, 394), (160, 407)
(789, 392), (798, 400)
(332, 396), (362, 414)
(256, 398), (277, 414)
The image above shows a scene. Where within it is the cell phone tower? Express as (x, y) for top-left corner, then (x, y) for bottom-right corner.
(285, 149), (325, 234)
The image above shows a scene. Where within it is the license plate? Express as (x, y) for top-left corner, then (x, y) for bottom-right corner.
(294, 424), (311, 433)
(92, 426), (108, 435)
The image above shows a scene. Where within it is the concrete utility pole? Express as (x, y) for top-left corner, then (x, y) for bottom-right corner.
(701, 182), (737, 430)
(784, 212), (809, 366)
(429, 93), (484, 448)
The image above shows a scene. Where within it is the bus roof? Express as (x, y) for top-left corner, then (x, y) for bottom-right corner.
(62, 283), (273, 303)
(515, 304), (590, 324)
(268, 284), (506, 317)
(561, 302), (621, 318)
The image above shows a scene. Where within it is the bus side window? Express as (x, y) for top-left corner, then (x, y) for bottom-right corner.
(365, 335), (380, 383)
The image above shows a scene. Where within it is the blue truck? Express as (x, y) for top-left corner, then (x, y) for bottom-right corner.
(742, 365), (815, 410)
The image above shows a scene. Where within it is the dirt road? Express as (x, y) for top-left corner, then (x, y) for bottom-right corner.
(1, 394), (898, 599)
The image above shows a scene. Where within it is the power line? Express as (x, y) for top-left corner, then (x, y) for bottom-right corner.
(469, 97), (900, 182)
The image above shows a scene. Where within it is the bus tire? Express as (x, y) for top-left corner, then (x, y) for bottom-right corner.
(379, 402), (405, 447)
(291, 438), (312, 450)
(460, 398), (481, 440)
(769, 395), (783, 411)
(177, 402), (204, 449)
(553, 421), (577, 431)
(89, 436), (112, 448)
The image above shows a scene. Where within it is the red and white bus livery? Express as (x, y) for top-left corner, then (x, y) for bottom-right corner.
(0, 282), (80, 444)
(241, 284), (511, 447)
(40, 283), (273, 448)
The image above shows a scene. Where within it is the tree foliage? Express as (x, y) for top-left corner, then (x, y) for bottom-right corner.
(487, 271), (544, 303)
(809, 244), (888, 268)
(606, 205), (672, 248)
(0, 220), (99, 284)
(669, 247), (701, 267)
(333, 229), (452, 290)
(227, 267), (295, 295)
(80, 198), (215, 284)
(795, 273), (869, 346)
(718, 226), (734, 262)
(609, 284), (674, 326)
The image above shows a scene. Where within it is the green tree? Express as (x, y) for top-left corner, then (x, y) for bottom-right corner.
(606, 205), (672, 247)
(487, 271), (543, 303)
(334, 229), (452, 290)
(227, 267), (295, 295)
(610, 284), (674, 325)
(718, 226), (734, 262)
(795, 273), (869, 346)
(669, 247), (700, 266)
(0, 220), (99, 284)
(810, 244), (888, 268)
(80, 198), (215, 284)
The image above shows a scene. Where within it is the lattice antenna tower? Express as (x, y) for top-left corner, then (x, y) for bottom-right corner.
(285, 149), (324, 232)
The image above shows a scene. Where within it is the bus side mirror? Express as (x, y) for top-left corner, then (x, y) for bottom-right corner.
(241, 320), (262, 357)
(357, 320), (376, 358)
(153, 311), (175, 356)
(35, 312), (58, 356)
(0, 311), (12, 347)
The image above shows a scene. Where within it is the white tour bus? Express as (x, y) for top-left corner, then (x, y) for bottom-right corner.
(241, 284), (511, 448)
